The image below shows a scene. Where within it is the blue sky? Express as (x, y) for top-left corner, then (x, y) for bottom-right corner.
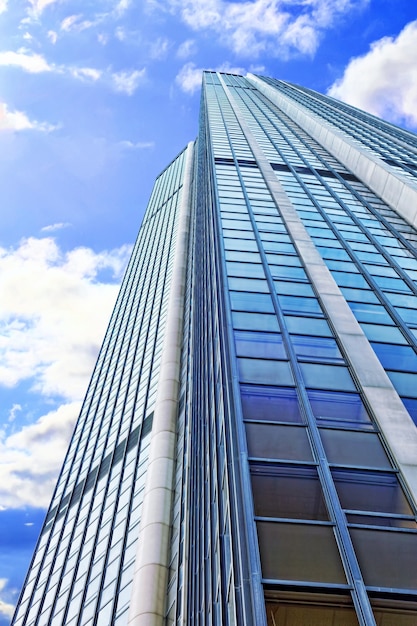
(0, 0), (417, 621)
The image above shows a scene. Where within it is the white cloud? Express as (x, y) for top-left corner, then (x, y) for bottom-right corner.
(114, 0), (131, 16)
(0, 48), (52, 73)
(60, 14), (96, 32)
(119, 139), (155, 149)
(328, 20), (417, 128)
(115, 26), (127, 41)
(47, 30), (58, 44)
(98, 32), (109, 45)
(175, 62), (205, 94)
(163, 0), (368, 57)
(69, 66), (102, 82)
(60, 14), (82, 31)
(0, 402), (81, 508)
(8, 404), (22, 423)
(0, 102), (58, 132)
(28, 0), (60, 18)
(177, 38), (197, 59)
(150, 37), (170, 59)
(111, 68), (146, 95)
(0, 0), (7, 15)
(0, 579), (14, 620)
(41, 222), (71, 232)
(0, 237), (131, 399)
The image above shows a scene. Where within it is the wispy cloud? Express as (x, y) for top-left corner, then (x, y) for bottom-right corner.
(328, 20), (417, 128)
(0, 0), (7, 15)
(163, 0), (368, 57)
(41, 222), (71, 232)
(112, 68), (146, 95)
(119, 139), (155, 149)
(69, 67), (102, 82)
(0, 101), (58, 132)
(150, 37), (171, 59)
(0, 47), (145, 95)
(177, 39), (197, 59)
(47, 30), (58, 44)
(28, 0), (60, 18)
(114, 0), (132, 17)
(60, 13), (96, 33)
(0, 49), (52, 73)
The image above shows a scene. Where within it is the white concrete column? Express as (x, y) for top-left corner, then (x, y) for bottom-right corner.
(247, 74), (417, 230)
(128, 141), (194, 626)
(220, 74), (417, 506)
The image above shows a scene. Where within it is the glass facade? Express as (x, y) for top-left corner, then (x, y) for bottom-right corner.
(12, 73), (417, 626)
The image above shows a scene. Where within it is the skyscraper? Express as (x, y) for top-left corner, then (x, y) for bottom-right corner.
(12, 72), (417, 626)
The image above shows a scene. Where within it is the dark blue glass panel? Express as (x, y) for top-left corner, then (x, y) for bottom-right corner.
(371, 343), (417, 372)
(308, 390), (373, 428)
(402, 398), (417, 425)
(240, 385), (302, 423)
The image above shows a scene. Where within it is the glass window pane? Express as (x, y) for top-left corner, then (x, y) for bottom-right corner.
(350, 527), (417, 590)
(300, 363), (356, 391)
(245, 423), (313, 461)
(308, 390), (372, 428)
(235, 331), (286, 359)
(285, 316), (333, 337)
(387, 371), (417, 398)
(232, 311), (280, 332)
(240, 385), (302, 423)
(257, 521), (346, 583)
(349, 302), (394, 325)
(238, 358), (294, 386)
(320, 429), (391, 468)
(278, 296), (323, 315)
(292, 336), (343, 363)
(332, 469), (413, 515)
(265, 599), (359, 626)
(230, 291), (274, 313)
(228, 277), (270, 292)
(371, 343), (417, 372)
(360, 323), (408, 344)
(251, 464), (328, 520)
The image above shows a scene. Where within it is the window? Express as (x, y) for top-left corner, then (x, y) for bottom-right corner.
(251, 464), (328, 520)
(300, 363), (356, 391)
(257, 522), (346, 583)
(320, 429), (390, 468)
(292, 335), (343, 363)
(235, 331), (286, 359)
(308, 390), (372, 428)
(245, 423), (313, 461)
(232, 311), (279, 332)
(238, 358), (293, 386)
(240, 385), (302, 423)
